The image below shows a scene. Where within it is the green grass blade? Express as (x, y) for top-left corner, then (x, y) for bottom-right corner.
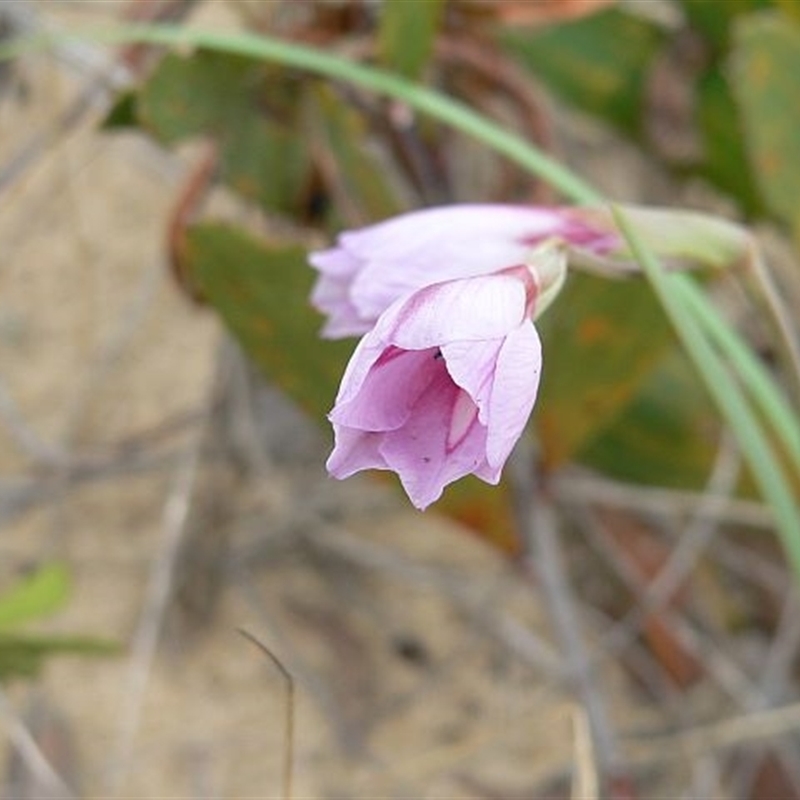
(613, 206), (800, 580)
(674, 274), (800, 476)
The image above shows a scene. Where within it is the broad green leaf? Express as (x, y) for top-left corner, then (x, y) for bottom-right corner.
(378, 0), (444, 80)
(694, 67), (762, 215)
(579, 351), (719, 488)
(731, 12), (800, 229)
(306, 85), (403, 225)
(500, 8), (664, 135)
(0, 633), (118, 682)
(136, 50), (312, 214)
(185, 223), (352, 420)
(221, 115), (311, 214)
(680, 0), (774, 52)
(774, 0), (800, 23)
(535, 272), (674, 469)
(0, 564), (69, 631)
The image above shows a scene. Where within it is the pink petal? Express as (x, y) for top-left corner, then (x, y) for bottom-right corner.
(308, 246), (361, 278)
(326, 426), (389, 478)
(309, 248), (371, 337)
(329, 330), (389, 408)
(485, 322), (542, 468)
(447, 388), (480, 451)
(377, 370), (489, 509)
(339, 205), (565, 322)
(311, 274), (369, 338)
(374, 274), (527, 349)
(440, 338), (505, 425)
(330, 347), (443, 431)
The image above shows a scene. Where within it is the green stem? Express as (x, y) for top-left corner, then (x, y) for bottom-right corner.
(0, 24), (600, 204)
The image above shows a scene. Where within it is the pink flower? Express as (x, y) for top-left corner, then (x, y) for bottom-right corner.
(310, 204), (616, 338)
(314, 202), (758, 508)
(326, 267), (543, 509)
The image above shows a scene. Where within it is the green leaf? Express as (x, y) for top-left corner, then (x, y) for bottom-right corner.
(731, 12), (800, 228)
(0, 564), (70, 631)
(501, 8), (664, 135)
(535, 272), (675, 469)
(579, 352), (718, 488)
(695, 67), (763, 215)
(137, 50), (312, 214)
(137, 49), (255, 143)
(0, 633), (118, 682)
(306, 85), (403, 224)
(185, 223), (352, 420)
(680, 0), (773, 52)
(378, 0), (444, 80)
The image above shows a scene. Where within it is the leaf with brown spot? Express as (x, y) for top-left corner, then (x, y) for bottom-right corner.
(535, 272), (676, 469)
(731, 12), (800, 229)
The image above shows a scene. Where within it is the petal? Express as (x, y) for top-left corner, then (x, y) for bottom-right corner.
(326, 425), (389, 478)
(331, 347), (443, 431)
(342, 204), (563, 262)
(440, 338), (504, 425)
(374, 274), (527, 349)
(485, 322), (542, 468)
(311, 274), (371, 338)
(377, 370), (489, 509)
(342, 204), (565, 321)
(447, 388), (480, 451)
(308, 246), (362, 278)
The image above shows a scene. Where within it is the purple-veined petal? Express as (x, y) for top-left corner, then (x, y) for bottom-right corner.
(374, 274), (527, 349)
(485, 321), (542, 468)
(311, 205), (565, 327)
(377, 369), (488, 509)
(441, 338), (505, 425)
(447, 388), (481, 451)
(331, 347), (443, 431)
(340, 204), (563, 262)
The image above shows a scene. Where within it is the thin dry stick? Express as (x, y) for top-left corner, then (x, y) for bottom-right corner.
(61, 261), (163, 442)
(238, 629), (295, 800)
(745, 252), (800, 401)
(578, 504), (761, 706)
(0, 689), (75, 799)
(509, 441), (626, 786)
(571, 704), (599, 800)
(104, 434), (202, 795)
(0, 376), (70, 467)
(628, 699), (800, 765)
(598, 431), (740, 658)
(554, 469), (771, 530)
(740, 591), (800, 794)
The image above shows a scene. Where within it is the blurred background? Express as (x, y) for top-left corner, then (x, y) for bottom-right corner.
(1, 1), (800, 797)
